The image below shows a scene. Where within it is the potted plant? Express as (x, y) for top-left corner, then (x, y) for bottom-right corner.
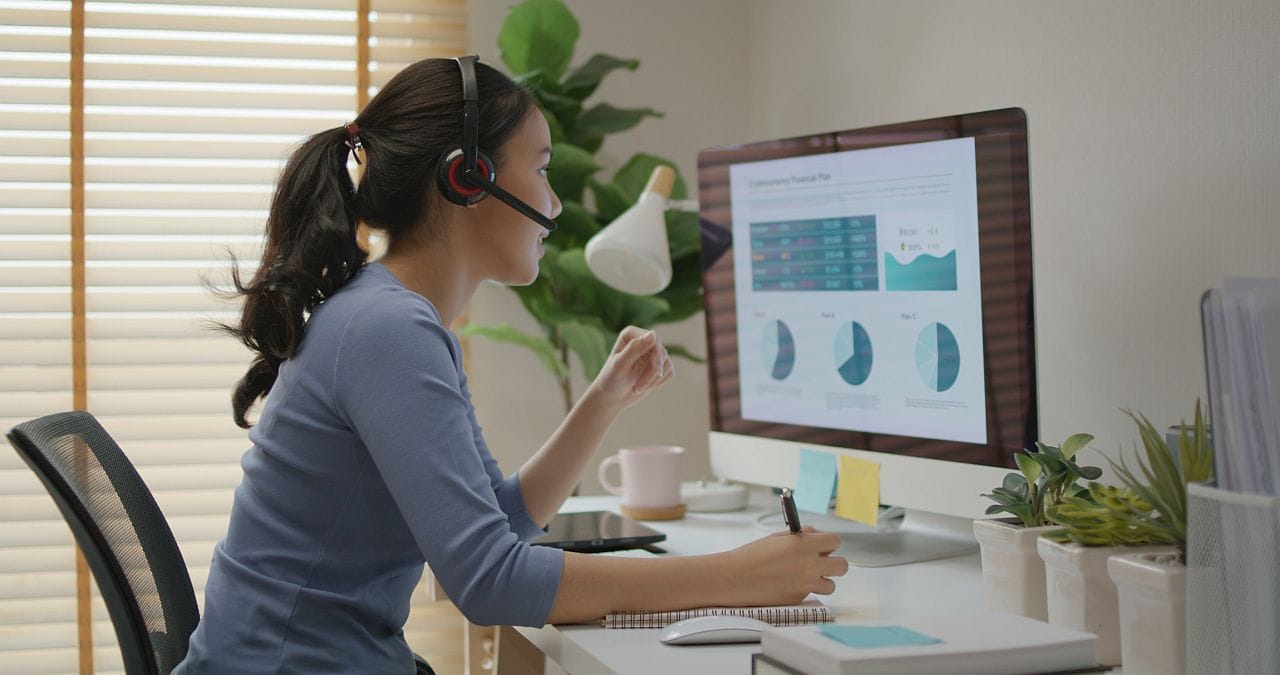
(974, 433), (1100, 620)
(462, 0), (705, 415)
(1038, 402), (1212, 670)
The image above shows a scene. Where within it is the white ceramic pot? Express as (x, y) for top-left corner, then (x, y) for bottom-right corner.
(1108, 552), (1186, 675)
(973, 519), (1061, 621)
(1037, 537), (1177, 666)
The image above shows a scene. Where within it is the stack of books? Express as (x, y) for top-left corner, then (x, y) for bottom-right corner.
(755, 610), (1099, 675)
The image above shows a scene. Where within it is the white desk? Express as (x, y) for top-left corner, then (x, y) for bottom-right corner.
(515, 494), (984, 675)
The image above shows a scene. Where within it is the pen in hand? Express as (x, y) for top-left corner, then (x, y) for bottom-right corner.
(781, 488), (802, 533)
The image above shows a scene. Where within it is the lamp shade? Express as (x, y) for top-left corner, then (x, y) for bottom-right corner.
(585, 166), (675, 295)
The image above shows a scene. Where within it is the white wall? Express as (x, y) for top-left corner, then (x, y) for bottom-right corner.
(466, 0), (1280, 489)
(743, 0), (1279, 468)
(466, 0), (751, 493)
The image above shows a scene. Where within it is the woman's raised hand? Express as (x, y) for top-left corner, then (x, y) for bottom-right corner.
(587, 326), (674, 411)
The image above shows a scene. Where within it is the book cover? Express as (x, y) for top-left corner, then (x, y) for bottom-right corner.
(603, 596), (831, 629)
(752, 653), (806, 675)
(760, 610), (1096, 675)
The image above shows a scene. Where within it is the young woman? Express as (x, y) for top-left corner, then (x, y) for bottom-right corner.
(175, 56), (848, 674)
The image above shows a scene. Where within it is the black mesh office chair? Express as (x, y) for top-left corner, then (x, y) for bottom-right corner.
(8, 410), (438, 675)
(6, 410), (199, 674)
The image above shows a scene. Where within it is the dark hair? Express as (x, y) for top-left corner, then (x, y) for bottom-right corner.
(224, 58), (537, 428)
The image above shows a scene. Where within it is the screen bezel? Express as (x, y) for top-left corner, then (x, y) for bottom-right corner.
(697, 108), (1035, 469)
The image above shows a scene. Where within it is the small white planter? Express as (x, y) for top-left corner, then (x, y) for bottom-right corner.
(973, 518), (1061, 621)
(1108, 552), (1186, 675)
(1037, 537), (1177, 666)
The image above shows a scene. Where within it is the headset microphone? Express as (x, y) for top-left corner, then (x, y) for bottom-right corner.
(437, 55), (558, 233)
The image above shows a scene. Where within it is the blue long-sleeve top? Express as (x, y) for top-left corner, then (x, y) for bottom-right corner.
(175, 262), (564, 674)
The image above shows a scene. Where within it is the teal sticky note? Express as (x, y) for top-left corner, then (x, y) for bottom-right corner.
(795, 449), (837, 513)
(820, 625), (943, 649)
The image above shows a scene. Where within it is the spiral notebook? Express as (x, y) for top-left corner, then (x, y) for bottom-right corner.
(602, 596), (832, 629)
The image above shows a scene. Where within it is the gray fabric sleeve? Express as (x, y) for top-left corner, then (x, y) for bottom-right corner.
(456, 362), (548, 541)
(332, 297), (563, 627)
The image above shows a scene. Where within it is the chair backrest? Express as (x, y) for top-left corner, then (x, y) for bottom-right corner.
(7, 411), (199, 675)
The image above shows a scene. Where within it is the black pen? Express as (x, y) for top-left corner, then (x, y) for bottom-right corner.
(781, 488), (802, 533)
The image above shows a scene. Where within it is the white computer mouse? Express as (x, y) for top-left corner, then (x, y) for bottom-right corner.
(659, 615), (771, 645)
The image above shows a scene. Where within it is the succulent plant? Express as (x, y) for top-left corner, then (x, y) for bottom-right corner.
(1046, 401), (1213, 560)
(982, 433), (1102, 528)
(1044, 483), (1176, 546)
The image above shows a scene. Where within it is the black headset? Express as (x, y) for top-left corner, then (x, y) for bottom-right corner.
(436, 55), (557, 232)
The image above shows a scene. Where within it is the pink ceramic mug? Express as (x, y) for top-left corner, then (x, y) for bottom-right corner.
(597, 446), (684, 508)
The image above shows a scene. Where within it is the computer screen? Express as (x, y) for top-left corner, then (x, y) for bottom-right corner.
(698, 108), (1035, 527)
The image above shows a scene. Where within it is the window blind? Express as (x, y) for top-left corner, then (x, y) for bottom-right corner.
(0, 1), (468, 673)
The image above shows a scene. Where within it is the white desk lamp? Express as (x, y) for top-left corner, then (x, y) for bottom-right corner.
(585, 165), (675, 295)
(584, 166), (751, 512)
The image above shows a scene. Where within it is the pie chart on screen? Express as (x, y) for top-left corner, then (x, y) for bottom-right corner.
(915, 322), (961, 392)
(833, 321), (873, 386)
(761, 320), (796, 380)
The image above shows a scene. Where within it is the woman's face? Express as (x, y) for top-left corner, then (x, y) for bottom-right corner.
(467, 108), (562, 286)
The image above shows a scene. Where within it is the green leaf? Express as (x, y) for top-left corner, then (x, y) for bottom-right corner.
(1035, 441), (1063, 459)
(620, 294), (670, 328)
(665, 343), (704, 363)
(1077, 465), (1103, 480)
(539, 104), (567, 143)
(983, 491), (1016, 506)
(1002, 472), (1027, 492)
(1184, 400), (1215, 483)
(615, 154), (688, 201)
(562, 53), (639, 100)
(548, 199), (600, 251)
(571, 104), (663, 145)
(1006, 504), (1036, 528)
(655, 255), (704, 324)
(1015, 453), (1042, 485)
(574, 132), (604, 155)
(498, 0), (580, 81)
(559, 319), (614, 380)
(458, 323), (568, 380)
(548, 142), (599, 203)
(665, 209), (701, 260)
(992, 487), (1027, 502)
(1028, 451), (1062, 477)
(535, 90), (583, 129)
(1060, 433), (1094, 460)
(588, 179), (632, 222)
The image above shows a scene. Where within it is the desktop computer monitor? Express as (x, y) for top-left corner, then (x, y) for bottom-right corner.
(697, 108), (1035, 565)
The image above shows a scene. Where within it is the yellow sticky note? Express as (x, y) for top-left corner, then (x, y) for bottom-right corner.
(835, 455), (880, 526)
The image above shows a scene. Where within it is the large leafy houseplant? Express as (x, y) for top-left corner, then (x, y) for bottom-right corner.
(981, 433), (1102, 528)
(1046, 401), (1214, 561)
(462, 0), (704, 413)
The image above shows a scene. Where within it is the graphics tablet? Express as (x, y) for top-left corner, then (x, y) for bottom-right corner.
(530, 511), (667, 553)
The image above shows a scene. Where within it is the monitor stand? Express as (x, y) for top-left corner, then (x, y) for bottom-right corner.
(759, 507), (978, 567)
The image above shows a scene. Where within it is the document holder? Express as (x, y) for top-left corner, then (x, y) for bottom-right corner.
(1186, 482), (1280, 674)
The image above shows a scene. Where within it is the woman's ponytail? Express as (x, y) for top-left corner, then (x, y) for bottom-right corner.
(221, 57), (539, 428)
(226, 126), (365, 428)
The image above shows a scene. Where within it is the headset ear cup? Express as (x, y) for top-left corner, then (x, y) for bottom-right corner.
(438, 148), (496, 206)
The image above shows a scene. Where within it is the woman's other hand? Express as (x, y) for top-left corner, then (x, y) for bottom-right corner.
(719, 528), (850, 607)
(587, 326), (674, 412)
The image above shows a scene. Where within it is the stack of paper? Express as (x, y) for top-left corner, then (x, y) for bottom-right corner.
(760, 610), (1096, 675)
(1201, 278), (1280, 495)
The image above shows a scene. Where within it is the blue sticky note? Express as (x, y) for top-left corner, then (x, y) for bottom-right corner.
(820, 624), (943, 649)
(795, 449), (838, 513)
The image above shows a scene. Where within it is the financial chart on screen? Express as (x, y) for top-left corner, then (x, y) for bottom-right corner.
(730, 137), (987, 445)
